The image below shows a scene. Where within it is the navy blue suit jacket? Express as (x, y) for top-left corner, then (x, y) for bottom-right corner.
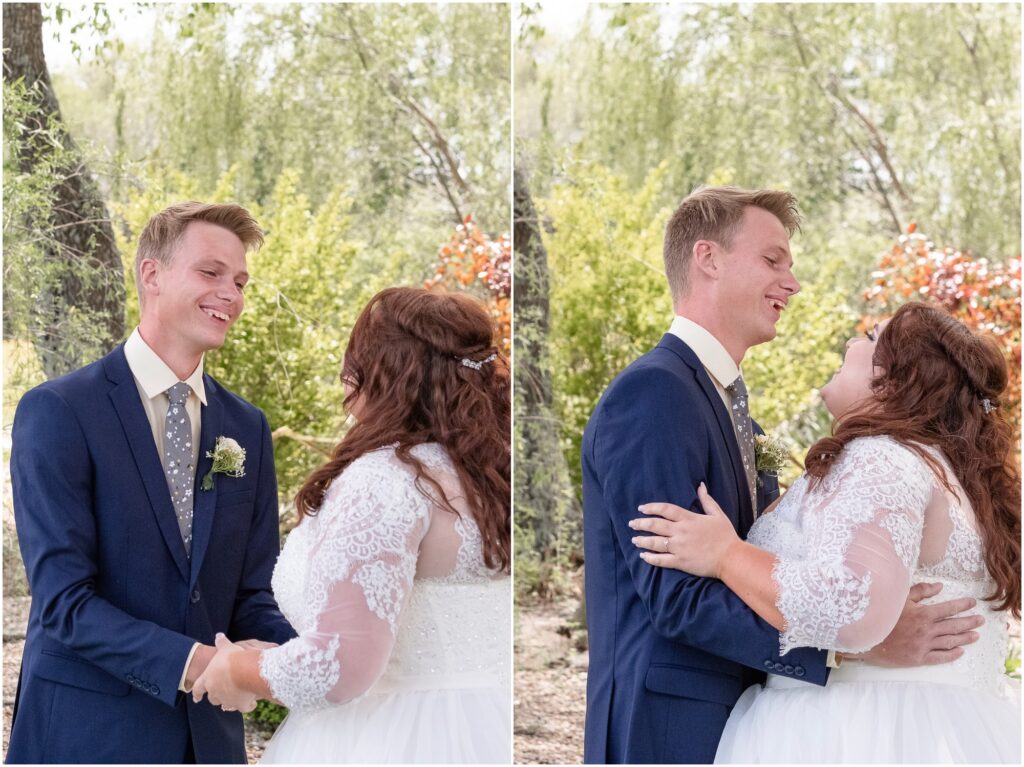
(7, 345), (296, 764)
(582, 334), (829, 764)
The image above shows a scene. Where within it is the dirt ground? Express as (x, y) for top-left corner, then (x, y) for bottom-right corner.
(2, 596), (272, 763)
(514, 594), (588, 764)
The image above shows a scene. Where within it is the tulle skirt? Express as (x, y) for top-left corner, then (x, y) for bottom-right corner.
(260, 684), (510, 764)
(716, 665), (1021, 763)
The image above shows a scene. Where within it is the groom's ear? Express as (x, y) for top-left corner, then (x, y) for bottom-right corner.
(139, 258), (162, 299)
(692, 240), (719, 279)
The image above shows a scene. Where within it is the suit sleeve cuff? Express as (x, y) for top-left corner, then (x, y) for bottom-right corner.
(179, 642), (201, 692)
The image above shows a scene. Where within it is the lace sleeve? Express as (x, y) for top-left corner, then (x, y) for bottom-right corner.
(774, 437), (933, 655)
(258, 451), (431, 711)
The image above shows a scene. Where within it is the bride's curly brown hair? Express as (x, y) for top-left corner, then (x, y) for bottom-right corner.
(805, 301), (1020, 617)
(294, 287), (510, 572)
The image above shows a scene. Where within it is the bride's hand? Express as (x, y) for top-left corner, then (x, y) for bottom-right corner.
(629, 483), (740, 578)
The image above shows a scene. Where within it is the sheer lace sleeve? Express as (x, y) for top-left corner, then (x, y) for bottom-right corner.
(258, 451), (431, 711)
(774, 437), (934, 655)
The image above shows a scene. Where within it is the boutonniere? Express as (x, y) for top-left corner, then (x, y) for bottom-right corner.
(754, 433), (789, 486)
(201, 436), (246, 491)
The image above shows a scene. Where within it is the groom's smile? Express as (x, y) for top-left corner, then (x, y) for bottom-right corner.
(201, 305), (232, 323)
(766, 294), (789, 320)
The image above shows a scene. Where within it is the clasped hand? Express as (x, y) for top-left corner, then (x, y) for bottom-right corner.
(192, 634), (271, 713)
(629, 482), (739, 578)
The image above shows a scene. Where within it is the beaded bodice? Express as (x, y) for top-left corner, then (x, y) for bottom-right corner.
(748, 436), (1010, 694)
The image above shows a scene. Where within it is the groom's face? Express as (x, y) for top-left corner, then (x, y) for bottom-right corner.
(716, 207), (800, 348)
(147, 221), (249, 355)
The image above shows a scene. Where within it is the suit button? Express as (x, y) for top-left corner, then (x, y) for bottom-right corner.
(152, 685), (160, 696)
(784, 665), (794, 674)
(764, 660), (774, 670)
(191, 589), (201, 604)
(795, 666), (805, 677)
(773, 662), (785, 672)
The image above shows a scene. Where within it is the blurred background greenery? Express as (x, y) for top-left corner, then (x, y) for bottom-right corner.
(513, 1), (1020, 597)
(3, 1), (509, 745)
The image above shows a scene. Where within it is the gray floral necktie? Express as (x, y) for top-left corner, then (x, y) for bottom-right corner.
(726, 374), (758, 516)
(164, 382), (194, 556)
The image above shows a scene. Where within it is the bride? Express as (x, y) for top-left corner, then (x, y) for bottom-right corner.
(630, 301), (1020, 763)
(192, 287), (511, 763)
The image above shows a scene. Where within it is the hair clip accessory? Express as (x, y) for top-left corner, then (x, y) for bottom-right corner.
(981, 398), (997, 414)
(460, 352), (498, 370)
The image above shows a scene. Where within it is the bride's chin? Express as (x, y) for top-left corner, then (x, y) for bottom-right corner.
(820, 388), (842, 420)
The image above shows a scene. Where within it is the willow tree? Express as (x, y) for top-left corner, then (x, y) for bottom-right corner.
(3, 3), (125, 378)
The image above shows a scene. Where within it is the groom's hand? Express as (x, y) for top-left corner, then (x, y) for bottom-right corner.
(850, 582), (983, 667)
(184, 644), (217, 692)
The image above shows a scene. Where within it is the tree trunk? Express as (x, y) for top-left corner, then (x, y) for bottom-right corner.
(3, 3), (125, 378)
(513, 163), (579, 566)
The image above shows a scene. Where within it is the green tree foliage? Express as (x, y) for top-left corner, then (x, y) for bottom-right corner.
(57, 3), (510, 234)
(543, 161), (671, 491)
(521, 3), (1019, 257)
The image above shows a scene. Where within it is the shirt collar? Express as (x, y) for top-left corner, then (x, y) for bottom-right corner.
(668, 315), (741, 389)
(124, 327), (207, 405)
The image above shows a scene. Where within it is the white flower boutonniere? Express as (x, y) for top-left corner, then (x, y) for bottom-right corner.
(202, 436), (246, 491)
(754, 433), (789, 486)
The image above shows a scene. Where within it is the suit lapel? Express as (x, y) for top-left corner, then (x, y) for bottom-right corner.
(189, 377), (222, 589)
(657, 335), (755, 531)
(107, 351), (190, 582)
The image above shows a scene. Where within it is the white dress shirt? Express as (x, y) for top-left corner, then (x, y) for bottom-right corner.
(123, 327), (206, 690)
(668, 315), (742, 428)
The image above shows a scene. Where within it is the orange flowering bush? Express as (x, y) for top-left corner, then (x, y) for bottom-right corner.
(426, 216), (511, 354)
(863, 226), (1021, 430)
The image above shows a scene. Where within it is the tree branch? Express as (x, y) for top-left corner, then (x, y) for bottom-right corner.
(782, 8), (911, 226)
(340, 7), (469, 222)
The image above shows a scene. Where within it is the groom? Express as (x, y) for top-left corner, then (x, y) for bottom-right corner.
(8, 202), (296, 763)
(582, 186), (985, 764)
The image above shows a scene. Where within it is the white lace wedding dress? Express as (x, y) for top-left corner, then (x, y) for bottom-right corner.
(716, 436), (1020, 763)
(256, 443), (511, 763)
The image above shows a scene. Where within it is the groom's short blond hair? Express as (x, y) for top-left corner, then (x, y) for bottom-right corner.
(134, 201), (264, 305)
(663, 186), (801, 301)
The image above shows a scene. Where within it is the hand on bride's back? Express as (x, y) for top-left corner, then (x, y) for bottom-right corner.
(847, 582), (983, 667)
